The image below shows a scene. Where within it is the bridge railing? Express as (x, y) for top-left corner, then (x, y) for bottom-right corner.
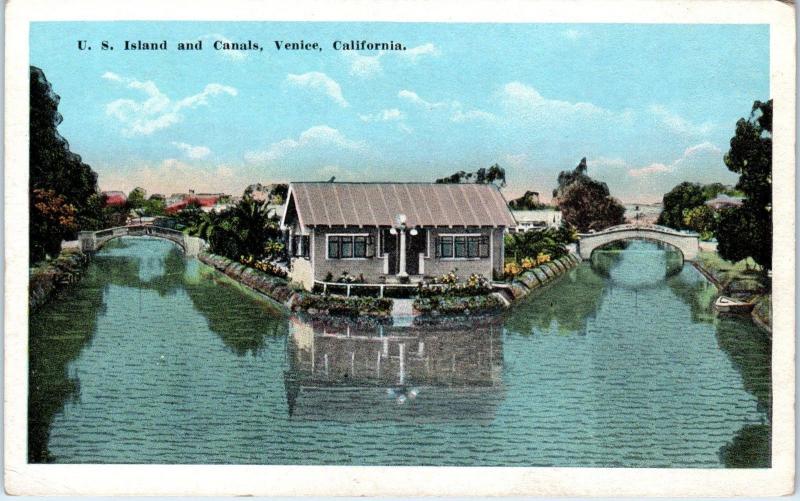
(579, 224), (698, 238)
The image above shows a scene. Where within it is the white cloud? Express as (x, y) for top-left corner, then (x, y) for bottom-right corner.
(342, 42), (437, 77)
(627, 141), (723, 178)
(628, 163), (672, 178)
(398, 89), (448, 109)
(359, 108), (406, 122)
(562, 29), (581, 40)
(172, 141), (211, 159)
(101, 71), (123, 82)
(244, 125), (364, 164)
(649, 105), (714, 136)
(398, 89), (494, 123)
(343, 52), (383, 77)
(286, 72), (348, 107)
(399, 43), (440, 62)
(103, 74), (237, 135)
(202, 34), (247, 60)
(499, 81), (620, 122)
(450, 108), (497, 123)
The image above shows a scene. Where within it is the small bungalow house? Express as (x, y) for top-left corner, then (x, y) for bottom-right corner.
(281, 182), (516, 290)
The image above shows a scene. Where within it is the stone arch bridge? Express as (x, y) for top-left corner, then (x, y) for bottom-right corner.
(576, 224), (700, 261)
(78, 225), (205, 257)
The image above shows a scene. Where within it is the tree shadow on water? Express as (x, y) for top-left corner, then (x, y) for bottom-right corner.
(28, 267), (106, 462)
(715, 317), (772, 468)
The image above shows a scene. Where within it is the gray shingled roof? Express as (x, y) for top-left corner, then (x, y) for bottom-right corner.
(286, 182), (516, 228)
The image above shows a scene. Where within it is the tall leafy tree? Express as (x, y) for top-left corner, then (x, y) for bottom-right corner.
(30, 189), (78, 261)
(435, 163), (506, 187)
(30, 66), (100, 262)
(657, 182), (707, 230)
(127, 187), (147, 211)
(554, 158), (625, 232)
(717, 100), (772, 269)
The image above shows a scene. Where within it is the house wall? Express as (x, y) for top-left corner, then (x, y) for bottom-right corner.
(423, 227), (504, 280)
(311, 227), (385, 282)
(306, 226), (506, 283)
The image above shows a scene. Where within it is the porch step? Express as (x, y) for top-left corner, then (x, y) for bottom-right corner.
(391, 298), (416, 326)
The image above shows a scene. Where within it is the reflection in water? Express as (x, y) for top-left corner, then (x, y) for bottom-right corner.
(285, 317), (504, 422)
(29, 237), (771, 466)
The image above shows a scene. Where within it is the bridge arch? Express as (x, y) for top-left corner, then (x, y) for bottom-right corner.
(79, 225), (205, 257)
(577, 224), (699, 262)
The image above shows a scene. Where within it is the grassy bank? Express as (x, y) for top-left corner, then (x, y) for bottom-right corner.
(694, 250), (771, 332)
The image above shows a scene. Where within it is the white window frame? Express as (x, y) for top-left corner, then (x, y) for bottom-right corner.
(437, 232), (489, 261)
(325, 233), (372, 260)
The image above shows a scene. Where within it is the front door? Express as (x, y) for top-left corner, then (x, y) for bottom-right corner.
(381, 229), (398, 275)
(405, 230), (426, 275)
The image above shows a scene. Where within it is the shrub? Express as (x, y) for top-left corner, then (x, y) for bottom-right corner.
(336, 271), (364, 284)
(413, 294), (502, 315)
(292, 293), (392, 317)
(417, 272), (491, 298)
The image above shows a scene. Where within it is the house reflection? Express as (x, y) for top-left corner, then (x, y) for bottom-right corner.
(284, 316), (505, 423)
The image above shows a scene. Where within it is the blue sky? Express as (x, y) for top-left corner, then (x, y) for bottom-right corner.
(30, 22), (769, 202)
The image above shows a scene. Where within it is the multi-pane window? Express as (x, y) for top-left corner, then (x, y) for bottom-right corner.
(328, 235), (372, 259)
(436, 235), (490, 258)
(292, 235), (309, 258)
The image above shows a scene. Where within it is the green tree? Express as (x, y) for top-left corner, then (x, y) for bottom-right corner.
(553, 158), (625, 232)
(657, 182), (707, 230)
(127, 187), (147, 211)
(504, 226), (571, 262)
(186, 196), (282, 261)
(435, 163), (506, 187)
(30, 66), (100, 261)
(717, 99), (772, 269)
(142, 196), (166, 216)
(682, 205), (716, 240)
(716, 208), (757, 268)
(508, 190), (545, 210)
(29, 66), (98, 263)
(553, 157), (591, 201)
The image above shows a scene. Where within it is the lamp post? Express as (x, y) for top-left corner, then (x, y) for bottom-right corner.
(390, 213), (409, 278)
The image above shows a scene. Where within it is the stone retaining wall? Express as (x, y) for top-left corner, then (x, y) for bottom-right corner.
(29, 250), (91, 312)
(498, 253), (582, 303)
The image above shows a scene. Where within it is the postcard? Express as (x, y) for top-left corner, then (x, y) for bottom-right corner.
(4, 0), (796, 496)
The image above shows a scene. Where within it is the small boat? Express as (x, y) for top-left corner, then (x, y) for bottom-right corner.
(714, 296), (756, 314)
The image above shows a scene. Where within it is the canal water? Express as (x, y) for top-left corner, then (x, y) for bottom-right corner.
(28, 237), (770, 466)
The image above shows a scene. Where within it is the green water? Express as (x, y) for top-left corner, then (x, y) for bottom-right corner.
(29, 237), (770, 466)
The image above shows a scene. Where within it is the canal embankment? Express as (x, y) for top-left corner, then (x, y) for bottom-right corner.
(202, 250), (582, 320)
(29, 249), (91, 312)
(494, 253), (582, 304)
(693, 249), (771, 334)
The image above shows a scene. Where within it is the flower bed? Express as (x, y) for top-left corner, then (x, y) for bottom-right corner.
(290, 293), (392, 318)
(413, 294), (503, 316)
(29, 249), (91, 311)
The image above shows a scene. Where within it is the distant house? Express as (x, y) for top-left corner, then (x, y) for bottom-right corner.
(511, 209), (562, 232)
(281, 182), (516, 289)
(102, 191), (127, 208)
(705, 194), (745, 210)
(165, 194), (222, 214)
